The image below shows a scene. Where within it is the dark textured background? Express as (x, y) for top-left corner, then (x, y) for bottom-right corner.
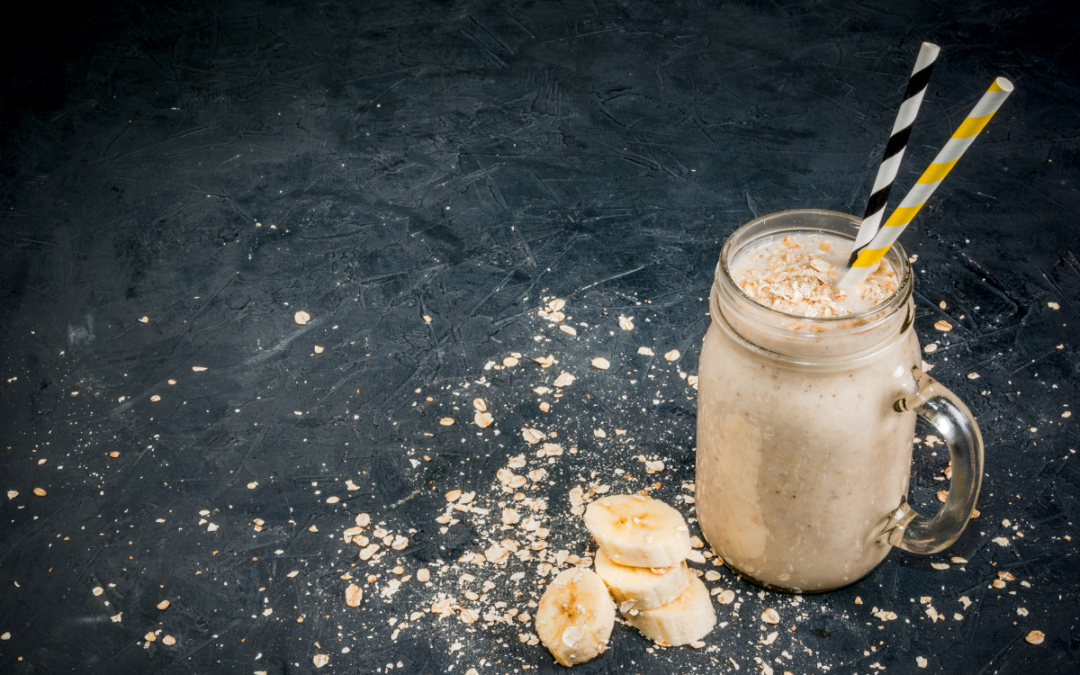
(1, 1), (1078, 673)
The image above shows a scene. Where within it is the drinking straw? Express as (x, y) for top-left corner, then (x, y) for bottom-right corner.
(848, 42), (941, 264)
(838, 77), (1014, 290)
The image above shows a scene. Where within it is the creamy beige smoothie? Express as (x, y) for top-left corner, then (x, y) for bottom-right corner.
(696, 225), (922, 592)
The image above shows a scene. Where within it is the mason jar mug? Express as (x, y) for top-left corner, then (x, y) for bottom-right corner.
(695, 209), (984, 593)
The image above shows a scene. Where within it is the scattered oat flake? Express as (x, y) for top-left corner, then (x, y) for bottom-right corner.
(162, 635), (176, 646)
(157, 600), (170, 610)
(559, 325), (577, 336)
(931, 562), (950, 570)
(0, 632), (8, 640)
(474, 411), (494, 428)
(111, 613), (123, 623)
(326, 496), (340, 504)
(637, 346), (654, 356)
(522, 428), (545, 444)
(967, 372), (980, 380)
(936, 490), (948, 503)
(314, 345), (324, 354)
(92, 586), (104, 596)
(150, 395), (161, 402)
(553, 371), (575, 387)
(1026, 631), (1045, 645)
(485, 543), (510, 564)
(294, 311), (311, 325)
(761, 608), (780, 624)
(1047, 302), (1060, 310)
(594, 428), (607, 438)
(313, 653), (329, 668)
(1017, 607), (1029, 616)
(417, 568), (430, 583)
(1063, 411), (1072, 418)
(439, 417), (455, 426)
(992, 536), (1009, 547)
(916, 656), (928, 668)
(345, 584), (363, 608)
(6, 491), (16, 500)
(934, 320), (953, 332)
(618, 315), (634, 331)
(951, 557), (968, 565)
(592, 357), (610, 370)
(138, 316), (149, 323)
(503, 356), (520, 367)
(923, 343), (938, 353)
(207, 523), (218, 532)
(33, 488), (46, 497)
(717, 590), (736, 605)
(664, 349), (680, 362)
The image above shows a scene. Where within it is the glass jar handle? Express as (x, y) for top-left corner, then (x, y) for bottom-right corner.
(880, 367), (985, 555)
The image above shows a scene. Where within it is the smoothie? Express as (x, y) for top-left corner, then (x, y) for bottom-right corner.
(729, 232), (899, 318)
(696, 226), (922, 592)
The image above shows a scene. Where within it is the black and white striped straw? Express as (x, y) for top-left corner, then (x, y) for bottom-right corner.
(849, 42), (941, 265)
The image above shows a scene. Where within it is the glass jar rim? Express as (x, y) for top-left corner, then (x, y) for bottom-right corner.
(716, 208), (913, 328)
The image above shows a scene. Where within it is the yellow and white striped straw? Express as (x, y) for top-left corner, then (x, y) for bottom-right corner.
(839, 77), (1014, 290)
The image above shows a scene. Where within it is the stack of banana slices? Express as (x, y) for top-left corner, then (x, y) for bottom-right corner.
(536, 494), (716, 666)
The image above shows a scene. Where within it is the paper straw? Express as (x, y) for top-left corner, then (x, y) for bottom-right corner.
(838, 77), (1014, 290)
(849, 42), (941, 264)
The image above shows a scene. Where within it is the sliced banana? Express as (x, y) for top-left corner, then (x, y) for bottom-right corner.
(622, 570), (716, 646)
(584, 494), (691, 567)
(594, 548), (688, 611)
(536, 567), (615, 666)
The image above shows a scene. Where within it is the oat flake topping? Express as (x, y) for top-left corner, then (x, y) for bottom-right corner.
(733, 236), (898, 318)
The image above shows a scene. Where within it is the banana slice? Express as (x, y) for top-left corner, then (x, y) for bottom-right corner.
(623, 570), (716, 646)
(594, 548), (689, 611)
(584, 494), (691, 567)
(536, 567), (615, 666)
